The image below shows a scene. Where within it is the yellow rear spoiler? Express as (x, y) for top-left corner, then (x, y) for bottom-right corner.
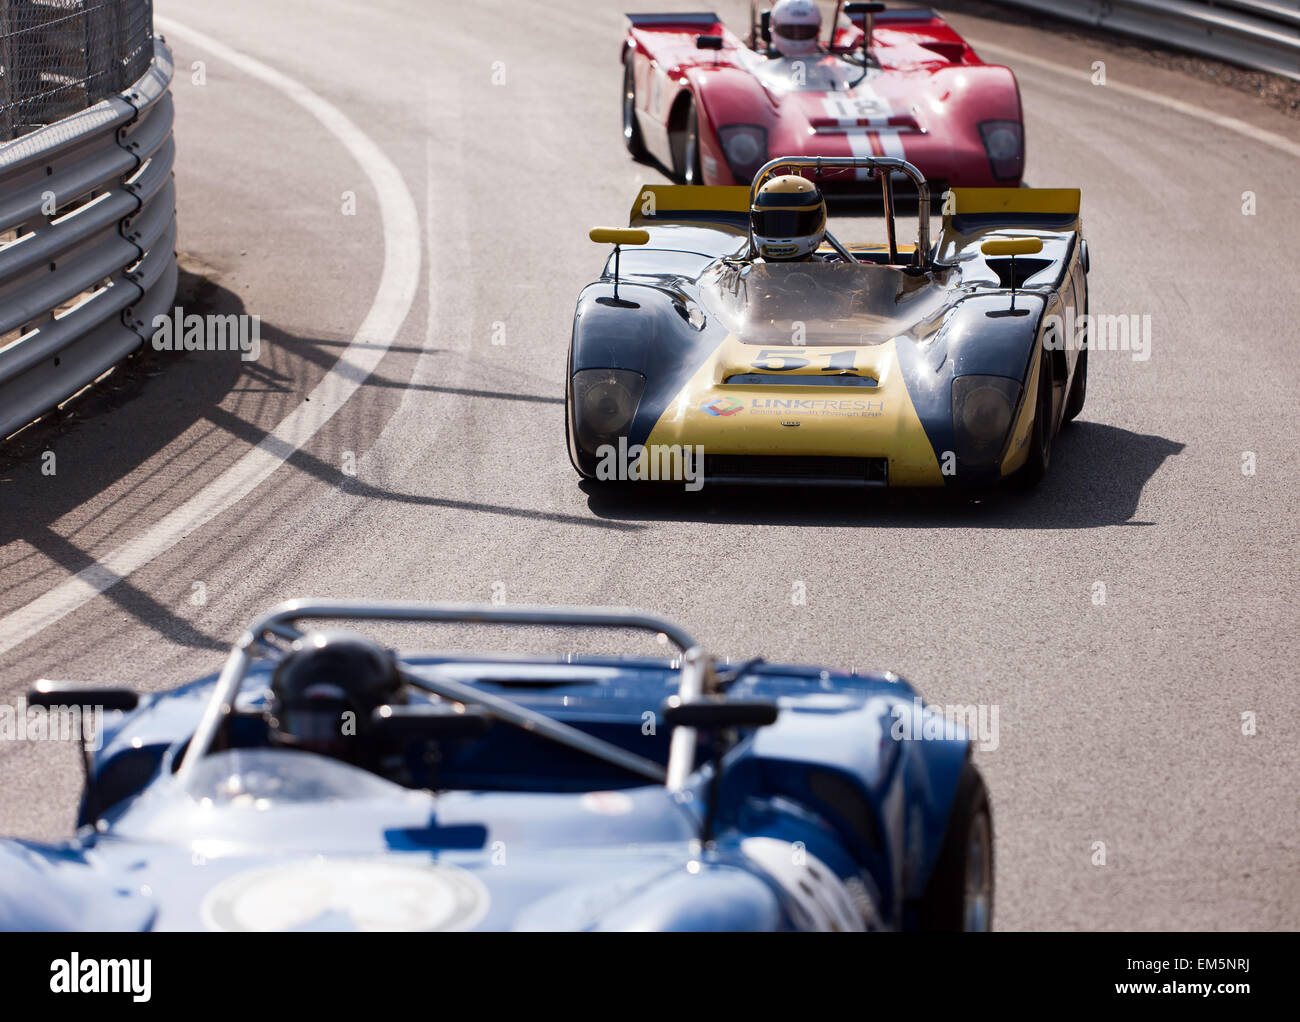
(945, 188), (1080, 216)
(629, 185), (751, 226)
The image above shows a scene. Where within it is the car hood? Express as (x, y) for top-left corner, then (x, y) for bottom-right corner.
(2, 755), (789, 931)
(631, 260), (953, 483)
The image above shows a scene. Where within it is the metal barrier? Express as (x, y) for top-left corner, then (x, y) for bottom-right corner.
(0, 31), (175, 440)
(994, 0), (1300, 81)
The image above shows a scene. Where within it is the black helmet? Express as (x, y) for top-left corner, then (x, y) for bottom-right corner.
(267, 631), (405, 763)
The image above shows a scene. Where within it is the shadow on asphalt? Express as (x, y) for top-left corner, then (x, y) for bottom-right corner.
(0, 266), (642, 652)
(580, 421), (1186, 528)
(0, 266), (247, 651)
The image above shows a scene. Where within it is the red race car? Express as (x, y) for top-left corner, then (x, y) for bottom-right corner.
(621, 1), (1025, 191)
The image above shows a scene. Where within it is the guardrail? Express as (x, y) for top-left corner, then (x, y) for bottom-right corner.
(994, 0), (1300, 81)
(0, 35), (176, 440)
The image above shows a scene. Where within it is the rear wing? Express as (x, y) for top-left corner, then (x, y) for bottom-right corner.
(628, 184), (751, 229)
(626, 12), (729, 63)
(942, 187), (1081, 235)
(627, 12), (722, 28)
(938, 187), (1084, 287)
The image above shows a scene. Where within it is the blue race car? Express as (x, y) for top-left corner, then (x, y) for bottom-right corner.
(2, 600), (992, 931)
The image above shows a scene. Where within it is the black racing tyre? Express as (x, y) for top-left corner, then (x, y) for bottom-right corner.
(1015, 348), (1054, 488)
(622, 51), (648, 160)
(563, 354), (588, 479)
(1064, 344), (1087, 422)
(564, 398), (584, 478)
(682, 104), (703, 185)
(918, 762), (994, 932)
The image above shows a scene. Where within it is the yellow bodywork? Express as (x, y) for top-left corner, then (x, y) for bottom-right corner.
(980, 237), (1043, 257)
(629, 185), (750, 223)
(589, 227), (650, 246)
(945, 187), (1081, 217)
(637, 334), (944, 485)
(1000, 342), (1041, 477)
(602, 183), (1084, 486)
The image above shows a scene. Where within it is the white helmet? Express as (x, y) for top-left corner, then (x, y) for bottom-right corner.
(770, 0), (823, 58)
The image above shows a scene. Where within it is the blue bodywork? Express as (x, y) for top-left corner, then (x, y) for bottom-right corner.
(0, 655), (973, 931)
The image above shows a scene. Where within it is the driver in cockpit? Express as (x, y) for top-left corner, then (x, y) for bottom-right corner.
(768, 0), (823, 63)
(751, 173), (827, 263)
(748, 173), (862, 321)
(265, 631), (407, 770)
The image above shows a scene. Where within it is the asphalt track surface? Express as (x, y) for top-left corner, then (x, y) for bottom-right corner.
(1, 0), (1297, 931)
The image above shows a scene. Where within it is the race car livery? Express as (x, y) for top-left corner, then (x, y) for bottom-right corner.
(0, 600), (992, 932)
(567, 155), (1089, 488)
(622, 3), (1025, 189)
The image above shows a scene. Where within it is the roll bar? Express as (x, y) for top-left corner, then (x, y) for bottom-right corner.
(747, 155), (933, 269)
(173, 600), (711, 794)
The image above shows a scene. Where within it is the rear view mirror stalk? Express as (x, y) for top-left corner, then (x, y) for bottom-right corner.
(590, 227), (650, 300)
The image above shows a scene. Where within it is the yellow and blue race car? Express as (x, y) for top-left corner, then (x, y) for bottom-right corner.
(566, 155), (1088, 489)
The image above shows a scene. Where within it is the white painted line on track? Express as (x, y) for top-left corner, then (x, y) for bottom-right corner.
(969, 36), (1300, 161)
(0, 18), (422, 657)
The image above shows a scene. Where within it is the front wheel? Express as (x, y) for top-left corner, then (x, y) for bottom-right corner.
(918, 762), (994, 931)
(1063, 344), (1087, 422)
(622, 51), (648, 160)
(681, 105), (703, 185)
(1014, 348), (1054, 489)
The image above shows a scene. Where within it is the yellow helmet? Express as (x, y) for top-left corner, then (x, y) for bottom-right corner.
(751, 175), (826, 261)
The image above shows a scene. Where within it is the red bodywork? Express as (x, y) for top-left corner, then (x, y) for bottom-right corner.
(623, 8), (1024, 190)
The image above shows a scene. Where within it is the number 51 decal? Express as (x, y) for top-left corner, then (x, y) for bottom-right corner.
(750, 348), (857, 372)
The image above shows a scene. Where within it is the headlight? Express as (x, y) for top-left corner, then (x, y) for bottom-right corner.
(571, 369), (645, 455)
(717, 124), (768, 183)
(978, 120), (1023, 182)
(952, 375), (1020, 469)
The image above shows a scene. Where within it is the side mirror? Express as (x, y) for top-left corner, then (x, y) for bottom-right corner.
(28, 680), (138, 712)
(371, 703), (492, 741)
(590, 227), (649, 301)
(589, 227), (649, 246)
(844, 2), (887, 56)
(662, 695), (779, 729)
(696, 34), (723, 51)
(981, 237), (1043, 311)
(981, 237), (1043, 257)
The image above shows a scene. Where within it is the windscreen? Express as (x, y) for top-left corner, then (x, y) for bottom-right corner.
(697, 259), (947, 346)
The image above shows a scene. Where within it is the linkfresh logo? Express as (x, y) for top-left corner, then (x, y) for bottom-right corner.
(49, 954), (151, 1002)
(702, 396), (743, 416)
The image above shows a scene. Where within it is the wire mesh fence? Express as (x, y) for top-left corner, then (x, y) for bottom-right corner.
(0, 0), (154, 142)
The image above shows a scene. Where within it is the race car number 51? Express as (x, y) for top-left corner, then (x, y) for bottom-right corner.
(751, 348), (857, 372)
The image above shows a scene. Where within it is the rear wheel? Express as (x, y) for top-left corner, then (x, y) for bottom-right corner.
(622, 51), (648, 160)
(919, 762), (994, 932)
